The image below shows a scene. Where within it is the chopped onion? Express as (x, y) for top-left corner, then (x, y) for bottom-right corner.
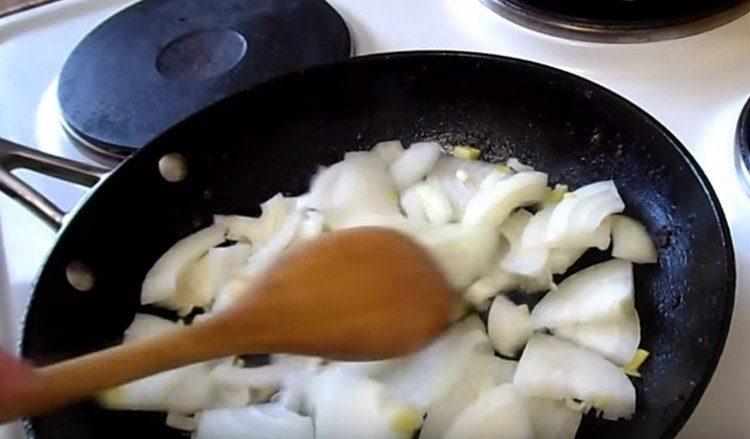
(452, 145), (481, 160)
(611, 215), (658, 264)
(554, 305), (640, 366)
(513, 334), (636, 420)
(545, 181), (624, 248)
(532, 259), (634, 329)
(464, 265), (519, 308)
(305, 367), (422, 439)
(195, 404), (314, 439)
(361, 316), (491, 412)
(141, 225), (227, 306)
(214, 194), (293, 247)
(443, 384), (533, 439)
(420, 345), (516, 439)
(98, 362), (249, 414)
(390, 141), (442, 190)
(462, 171), (548, 229)
(525, 397), (582, 439)
(308, 152), (400, 228)
(400, 179), (454, 225)
(123, 313), (180, 343)
(507, 158), (535, 173)
(166, 412), (197, 431)
(414, 224), (501, 289)
(488, 295), (534, 358)
(500, 209), (550, 278)
(428, 156), (504, 215)
(372, 140), (405, 166)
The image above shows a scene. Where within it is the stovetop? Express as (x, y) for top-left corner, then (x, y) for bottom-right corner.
(0, 0), (749, 437)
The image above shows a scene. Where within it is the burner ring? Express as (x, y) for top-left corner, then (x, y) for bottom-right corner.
(156, 28), (248, 81)
(480, 0), (750, 43)
(735, 97), (750, 196)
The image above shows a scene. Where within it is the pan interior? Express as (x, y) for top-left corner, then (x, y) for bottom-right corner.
(22, 52), (733, 439)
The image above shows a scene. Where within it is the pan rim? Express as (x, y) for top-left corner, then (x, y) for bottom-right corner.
(19, 50), (736, 439)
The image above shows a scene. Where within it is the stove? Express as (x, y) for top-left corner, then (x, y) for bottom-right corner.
(0, 0), (749, 437)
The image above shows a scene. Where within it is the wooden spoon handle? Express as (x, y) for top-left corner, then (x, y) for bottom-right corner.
(0, 324), (224, 423)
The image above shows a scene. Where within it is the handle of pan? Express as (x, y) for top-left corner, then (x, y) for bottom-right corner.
(0, 137), (109, 230)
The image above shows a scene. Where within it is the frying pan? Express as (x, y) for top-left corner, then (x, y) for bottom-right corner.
(0, 52), (734, 438)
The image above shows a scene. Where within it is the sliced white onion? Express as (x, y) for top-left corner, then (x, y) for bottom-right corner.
(414, 224), (501, 290)
(390, 141), (442, 190)
(547, 246), (587, 275)
(195, 404), (314, 439)
(611, 214), (658, 264)
(372, 140), (405, 166)
(363, 316), (490, 412)
(292, 210), (326, 244)
(141, 225), (227, 306)
(507, 158), (535, 173)
(462, 171), (548, 229)
(525, 397), (583, 439)
(554, 305), (640, 366)
(214, 194), (293, 247)
(513, 334), (636, 420)
(428, 156), (504, 215)
(308, 152), (400, 229)
(545, 181), (624, 248)
(443, 384), (533, 439)
(98, 362), (248, 414)
(532, 259), (634, 329)
(400, 185), (427, 222)
(420, 352), (515, 439)
(164, 243), (252, 315)
(165, 412), (197, 431)
(123, 313), (180, 343)
(463, 264), (519, 308)
(305, 367), (422, 439)
(488, 295), (534, 358)
(500, 209), (550, 278)
(415, 179), (455, 224)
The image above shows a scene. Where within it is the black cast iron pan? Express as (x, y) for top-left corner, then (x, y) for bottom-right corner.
(0, 52), (734, 438)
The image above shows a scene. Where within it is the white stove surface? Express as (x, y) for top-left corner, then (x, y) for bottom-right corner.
(0, 0), (748, 437)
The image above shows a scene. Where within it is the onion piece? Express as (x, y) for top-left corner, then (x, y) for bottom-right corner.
(123, 313), (180, 343)
(420, 352), (516, 439)
(414, 224), (501, 290)
(98, 362), (249, 414)
(513, 334), (636, 420)
(214, 194), (293, 247)
(500, 209), (550, 278)
(351, 316), (491, 412)
(525, 397), (583, 439)
(507, 158), (534, 173)
(545, 181), (624, 248)
(443, 384), (533, 439)
(451, 145), (481, 160)
(428, 156), (504, 215)
(554, 305), (640, 366)
(195, 404), (314, 439)
(305, 367), (422, 439)
(462, 171), (548, 229)
(531, 259), (634, 329)
(165, 412), (197, 431)
(308, 152), (400, 229)
(141, 225), (227, 306)
(464, 265), (519, 308)
(611, 215), (658, 264)
(372, 140), (405, 166)
(488, 295), (534, 358)
(390, 141), (442, 190)
(163, 243), (252, 315)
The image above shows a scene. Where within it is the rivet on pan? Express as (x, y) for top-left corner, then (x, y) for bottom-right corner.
(159, 153), (188, 182)
(66, 261), (94, 292)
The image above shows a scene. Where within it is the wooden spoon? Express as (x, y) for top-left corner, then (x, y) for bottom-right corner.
(0, 226), (453, 423)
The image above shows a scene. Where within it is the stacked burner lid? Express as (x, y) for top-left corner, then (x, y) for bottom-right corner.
(57, 0), (351, 160)
(736, 97), (750, 196)
(480, 0), (750, 42)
